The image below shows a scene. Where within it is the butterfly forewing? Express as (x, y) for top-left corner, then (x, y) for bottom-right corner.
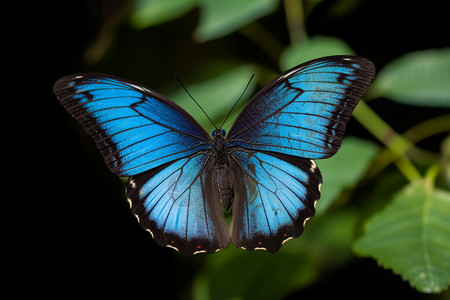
(54, 74), (211, 176)
(227, 56), (375, 159)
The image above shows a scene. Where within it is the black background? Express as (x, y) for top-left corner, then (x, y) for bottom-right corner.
(18, 0), (449, 297)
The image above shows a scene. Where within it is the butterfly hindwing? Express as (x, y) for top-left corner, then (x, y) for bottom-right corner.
(54, 74), (211, 176)
(229, 150), (322, 252)
(227, 56), (375, 159)
(126, 153), (230, 255)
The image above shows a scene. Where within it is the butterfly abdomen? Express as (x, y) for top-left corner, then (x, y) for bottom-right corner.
(212, 130), (234, 210)
(217, 166), (233, 210)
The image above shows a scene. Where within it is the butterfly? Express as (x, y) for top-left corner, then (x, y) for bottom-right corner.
(54, 55), (375, 255)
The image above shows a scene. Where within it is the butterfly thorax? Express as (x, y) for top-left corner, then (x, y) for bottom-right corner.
(213, 130), (233, 210)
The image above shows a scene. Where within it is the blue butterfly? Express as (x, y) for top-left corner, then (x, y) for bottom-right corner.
(54, 55), (375, 255)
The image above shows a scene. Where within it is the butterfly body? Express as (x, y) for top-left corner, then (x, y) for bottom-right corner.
(212, 129), (234, 210)
(215, 163), (234, 211)
(54, 56), (375, 255)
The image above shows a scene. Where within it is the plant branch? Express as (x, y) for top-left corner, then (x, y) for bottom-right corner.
(239, 22), (284, 63)
(353, 100), (422, 182)
(283, 0), (307, 44)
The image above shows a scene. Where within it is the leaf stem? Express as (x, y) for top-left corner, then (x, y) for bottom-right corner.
(239, 22), (284, 63)
(403, 114), (450, 143)
(353, 101), (422, 182)
(283, 0), (307, 44)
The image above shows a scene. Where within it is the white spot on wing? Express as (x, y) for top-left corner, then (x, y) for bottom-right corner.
(166, 244), (179, 252)
(282, 237), (293, 244)
(310, 160), (317, 172)
(145, 228), (154, 238)
(303, 217), (311, 227)
(133, 213), (140, 223)
(129, 179), (136, 188)
(193, 250), (207, 255)
(318, 183), (322, 192)
(279, 68), (299, 80)
(254, 247), (267, 251)
(128, 83), (150, 93)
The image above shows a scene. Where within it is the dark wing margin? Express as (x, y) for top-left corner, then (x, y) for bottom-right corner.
(54, 73), (211, 176)
(227, 56), (375, 159)
(126, 153), (230, 255)
(229, 149), (322, 253)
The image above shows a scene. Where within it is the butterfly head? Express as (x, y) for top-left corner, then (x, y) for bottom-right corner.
(212, 129), (226, 138)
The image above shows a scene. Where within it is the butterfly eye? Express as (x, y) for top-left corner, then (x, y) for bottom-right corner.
(212, 129), (226, 137)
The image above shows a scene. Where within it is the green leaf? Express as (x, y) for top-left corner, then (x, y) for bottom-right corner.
(194, 0), (278, 42)
(371, 48), (450, 107)
(130, 0), (199, 28)
(279, 35), (354, 70)
(316, 137), (378, 214)
(353, 180), (450, 293)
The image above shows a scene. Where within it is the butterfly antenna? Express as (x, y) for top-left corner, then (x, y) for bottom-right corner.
(220, 73), (255, 129)
(175, 75), (218, 129)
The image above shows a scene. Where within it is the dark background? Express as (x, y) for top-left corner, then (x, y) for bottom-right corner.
(23, 0), (449, 297)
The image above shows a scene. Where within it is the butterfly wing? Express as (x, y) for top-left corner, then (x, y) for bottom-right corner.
(55, 74), (229, 255)
(227, 55), (375, 159)
(54, 74), (211, 176)
(226, 56), (374, 251)
(127, 152), (229, 255)
(229, 149), (322, 252)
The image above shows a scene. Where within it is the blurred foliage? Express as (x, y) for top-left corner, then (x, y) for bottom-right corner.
(280, 35), (355, 68)
(371, 48), (450, 107)
(316, 137), (379, 214)
(60, 0), (450, 298)
(167, 63), (258, 134)
(131, 0), (279, 41)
